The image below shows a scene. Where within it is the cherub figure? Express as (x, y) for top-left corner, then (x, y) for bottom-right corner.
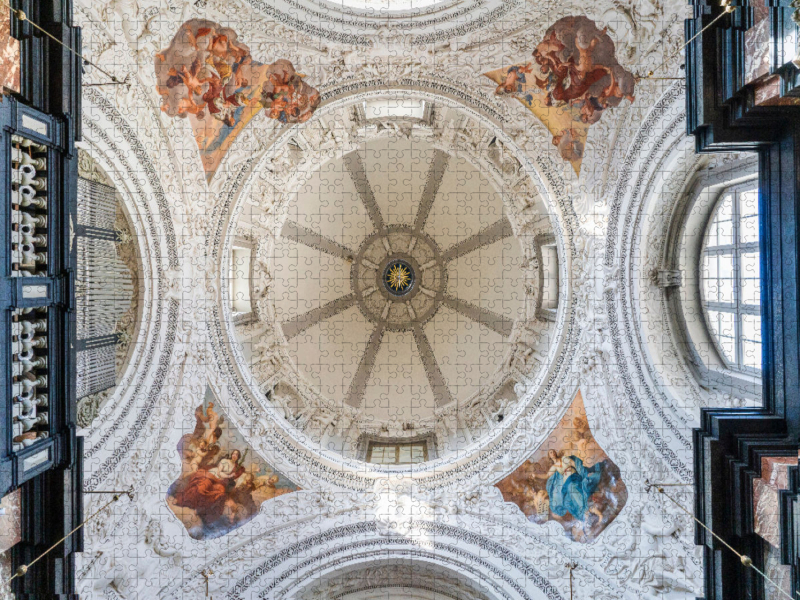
(495, 63), (534, 96)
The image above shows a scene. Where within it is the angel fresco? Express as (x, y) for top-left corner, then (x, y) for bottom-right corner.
(167, 399), (299, 540)
(532, 16), (635, 125)
(155, 20), (320, 177)
(496, 392), (627, 543)
(260, 59), (321, 124)
(485, 16), (635, 173)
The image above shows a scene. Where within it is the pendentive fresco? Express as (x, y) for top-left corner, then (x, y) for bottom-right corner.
(155, 19), (320, 176)
(496, 391), (627, 543)
(167, 389), (299, 540)
(486, 16), (635, 172)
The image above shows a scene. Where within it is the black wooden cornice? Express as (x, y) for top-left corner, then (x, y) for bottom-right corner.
(1, 1), (82, 598)
(687, 1), (800, 599)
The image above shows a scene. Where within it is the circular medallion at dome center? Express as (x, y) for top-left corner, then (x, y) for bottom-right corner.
(351, 227), (447, 332)
(384, 260), (415, 296)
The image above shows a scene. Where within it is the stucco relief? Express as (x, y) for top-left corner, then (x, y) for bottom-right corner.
(210, 91), (572, 480)
(70, 0), (712, 598)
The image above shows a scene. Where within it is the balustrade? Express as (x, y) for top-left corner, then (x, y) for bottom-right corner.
(10, 308), (49, 452)
(10, 135), (48, 278)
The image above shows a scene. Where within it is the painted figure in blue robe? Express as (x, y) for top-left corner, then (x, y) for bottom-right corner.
(544, 450), (604, 521)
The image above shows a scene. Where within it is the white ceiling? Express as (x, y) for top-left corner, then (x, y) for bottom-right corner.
(271, 137), (524, 425)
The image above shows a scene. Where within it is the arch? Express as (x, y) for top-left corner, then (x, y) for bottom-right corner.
(79, 89), (181, 492)
(162, 521), (564, 600)
(604, 82), (694, 481)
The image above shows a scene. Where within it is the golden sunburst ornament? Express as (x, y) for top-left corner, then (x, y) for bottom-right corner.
(386, 263), (412, 291)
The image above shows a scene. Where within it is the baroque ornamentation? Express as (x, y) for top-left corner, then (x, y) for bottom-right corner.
(214, 91), (570, 482)
(72, 1), (711, 598)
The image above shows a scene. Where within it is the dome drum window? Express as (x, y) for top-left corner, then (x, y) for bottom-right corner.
(534, 233), (559, 322)
(357, 433), (437, 465)
(230, 237), (255, 323)
(363, 99), (429, 121)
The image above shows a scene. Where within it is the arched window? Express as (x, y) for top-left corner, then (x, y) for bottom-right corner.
(700, 181), (761, 373)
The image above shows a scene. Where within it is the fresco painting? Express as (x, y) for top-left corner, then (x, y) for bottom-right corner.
(496, 391), (627, 543)
(167, 390), (299, 540)
(155, 19), (320, 177)
(485, 16), (635, 174)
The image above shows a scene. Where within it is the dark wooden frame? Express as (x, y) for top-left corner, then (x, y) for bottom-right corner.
(1, 1), (82, 598)
(686, 1), (800, 599)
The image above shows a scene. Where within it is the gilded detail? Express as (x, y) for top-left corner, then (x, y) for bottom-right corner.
(386, 262), (412, 293)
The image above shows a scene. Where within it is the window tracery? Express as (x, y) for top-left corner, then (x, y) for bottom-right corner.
(700, 182), (761, 373)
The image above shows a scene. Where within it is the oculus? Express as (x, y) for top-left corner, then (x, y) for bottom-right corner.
(350, 227), (447, 332)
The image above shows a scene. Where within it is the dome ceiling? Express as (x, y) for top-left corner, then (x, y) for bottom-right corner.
(272, 136), (524, 421)
(230, 102), (558, 459)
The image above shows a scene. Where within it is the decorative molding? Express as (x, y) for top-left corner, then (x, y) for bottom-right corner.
(653, 269), (683, 288)
(67, 5), (715, 598)
(223, 521), (564, 600)
(205, 88), (574, 493)
(604, 83), (693, 481)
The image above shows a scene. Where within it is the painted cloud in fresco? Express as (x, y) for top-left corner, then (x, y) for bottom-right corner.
(259, 59), (321, 124)
(155, 20), (320, 177)
(496, 392), (627, 543)
(486, 16), (635, 173)
(532, 16), (635, 124)
(155, 20), (255, 124)
(167, 390), (299, 540)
